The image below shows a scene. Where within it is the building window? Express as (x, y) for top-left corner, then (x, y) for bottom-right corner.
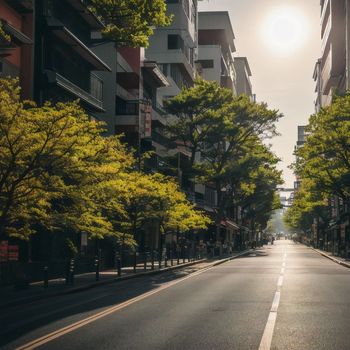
(170, 64), (183, 88)
(116, 96), (138, 115)
(168, 34), (183, 50)
(198, 60), (214, 69)
(159, 63), (169, 76)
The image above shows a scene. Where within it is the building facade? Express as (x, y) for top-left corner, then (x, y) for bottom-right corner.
(310, 0), (350, 256)
(315, 0), (350, 109)
(198, 11), (237, 93)
(0, 0), (33, 99)
(146, 0), (198, 101)
(234, 56), (254, 99)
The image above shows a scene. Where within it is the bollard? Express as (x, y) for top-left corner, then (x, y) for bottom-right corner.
(158, 251), (162, 269)
(144, 253), (147, 271)
(115, 254), (121, 277)
(133, 252), (138, 273)
(69, 258), (75, 286)
(94, 256), (99, 282)
(43, 266), (49, 288)
(170, 250), (173, 266)
(165, 252), (168, 267)
(151, 251), (155, 270)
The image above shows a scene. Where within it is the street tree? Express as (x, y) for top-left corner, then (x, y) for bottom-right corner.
(198, 97), (282, 237)
(89, 0), (172, 47)
(295, 93), (350, 201)
(164, 81), (282, 242)
(229, 139), (283, 234)
(283, 179), (328, 243)
(113, 173), (210, 249)
(0, 78), (133, 242)
(164, 79), (234, 167)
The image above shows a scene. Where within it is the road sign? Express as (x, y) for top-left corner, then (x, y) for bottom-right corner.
(8, 245), (19, 261)
(0, 241), (8, 262)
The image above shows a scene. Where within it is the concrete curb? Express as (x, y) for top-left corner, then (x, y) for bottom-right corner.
(310, 246), (350, 269)
(1, 250), (253, 309)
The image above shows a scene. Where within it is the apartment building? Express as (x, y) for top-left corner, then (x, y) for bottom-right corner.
(115, 48), (170, 161)
(0, 0), (33, 99)
(1, 0), (112, 115)
(315, 0), (350, 109)
(143, 0), (200, 186)
(311, 0), (350, 255)
(234, 56), (254, 99)
(146, 0), (198, 101)
(34, 0), (113, 115)
(198, 11), (237, 93)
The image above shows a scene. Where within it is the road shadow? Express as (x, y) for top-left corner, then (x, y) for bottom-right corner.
(0, 266), (199, 347)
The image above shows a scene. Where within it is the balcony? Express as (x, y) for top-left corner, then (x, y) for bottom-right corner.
(65, 0), (104, 30)
(166, 2), (196, 45)
(321, 0), (330, 34)
(152, 130), (174, 149)
(147, 49), (195, 82)
(116, 99), (139, 116)
(320, 48), (340, 95)
(47, 18), (111, 72)
(320, 15), (331, 56)
(45, 70), (104, 112)
(116, 83), (138, 101)
(152, 103), (168, 126)
(115, 99), (139, 125)
(221, 75), (234, 90)
(0, 42), (15, 58)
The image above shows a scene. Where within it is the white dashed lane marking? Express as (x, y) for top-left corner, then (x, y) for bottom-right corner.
(258, 249), (286, 350)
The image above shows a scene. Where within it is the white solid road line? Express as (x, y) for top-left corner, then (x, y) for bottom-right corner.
(258, 249), (286, 350)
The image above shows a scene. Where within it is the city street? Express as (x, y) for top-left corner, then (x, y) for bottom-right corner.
(1, 241), (350, 350)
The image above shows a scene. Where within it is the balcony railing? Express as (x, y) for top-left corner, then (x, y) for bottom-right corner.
(116, 100), (139, 116)
(321, 15), (331, 56)
(321, 49), (332, 94)
(55, 72), (104, 111)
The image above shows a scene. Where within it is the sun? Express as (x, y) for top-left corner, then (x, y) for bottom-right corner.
(262, 6), (309, 55)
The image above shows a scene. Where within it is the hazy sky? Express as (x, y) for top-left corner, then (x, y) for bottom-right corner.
(198, 0), (321, 187)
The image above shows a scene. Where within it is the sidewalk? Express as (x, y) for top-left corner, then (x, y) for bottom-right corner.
(311, 247), (350, 269)
(0, 250), (252, 309)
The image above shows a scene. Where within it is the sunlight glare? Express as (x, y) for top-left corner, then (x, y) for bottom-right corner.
(262, 6), (309, 55)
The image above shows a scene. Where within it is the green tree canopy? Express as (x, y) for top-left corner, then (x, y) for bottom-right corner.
(89, 0), (172, 47)
(283, 179), (328, 232)
(0, 78), (133, 240)
(295, 93), (350, 200)
(164, 80), (282, 235)
(0, 78), (211, 247)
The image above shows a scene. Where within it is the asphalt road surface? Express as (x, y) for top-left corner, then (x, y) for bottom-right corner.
(2, 240), (350, 350)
